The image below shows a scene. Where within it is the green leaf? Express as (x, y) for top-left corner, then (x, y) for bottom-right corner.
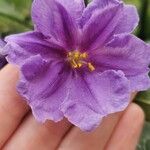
(137, 122), (150, 150)
(124, 0), (141, 9)
(0, 0), (25, 21)
(0, 0), (33, 37)
(146, 140), (150, 150)
(136, 90), (150, 105)
(135, 90), (150, 122)
(0, 15), (30, 37)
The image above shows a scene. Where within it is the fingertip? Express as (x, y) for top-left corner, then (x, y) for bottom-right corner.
(126, 103), (145, 127)
(105, 103), (145, 150)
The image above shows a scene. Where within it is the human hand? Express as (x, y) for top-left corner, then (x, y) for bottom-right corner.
(0, 65), (144, 150)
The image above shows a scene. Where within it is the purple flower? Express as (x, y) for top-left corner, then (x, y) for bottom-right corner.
(3, 0), (150, 131)
(0, 39), (7, 69)
(0, 55), (7, 69)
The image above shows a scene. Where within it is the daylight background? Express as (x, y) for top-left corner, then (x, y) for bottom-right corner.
(0, 0), (150, 149)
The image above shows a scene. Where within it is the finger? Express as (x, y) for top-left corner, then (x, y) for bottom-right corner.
(0, 65), (29, 148)
(3, 114), (72, 150)
(58, 112), (123, 150)
(105, 103), (144, 150)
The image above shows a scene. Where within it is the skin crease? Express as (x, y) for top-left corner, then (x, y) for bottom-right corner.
(0, 65), (144, 150)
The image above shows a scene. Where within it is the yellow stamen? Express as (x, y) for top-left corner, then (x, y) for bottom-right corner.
(74, 51), (80, 59)
(67, 50), (95, 72)
(71, 59), (78, 68)
(88, 63), (95, 71)
(78, 62), (83, 68)
(80, 52), (88, 59)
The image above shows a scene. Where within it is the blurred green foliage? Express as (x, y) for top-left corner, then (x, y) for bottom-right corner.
(137, 122), (150, 150)
(0, 0), (32, 37)
(136, 90), (150, 150)
(0, 0), (150, 149)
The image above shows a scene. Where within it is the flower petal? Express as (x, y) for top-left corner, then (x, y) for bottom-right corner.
(0, 40), (7, 68)
(4, 42), (31, 65)
(61, 70), (130, 131)
(5, 31), (65, 51)
(57, 0), (85, 21)
(4, 32), (65, 65)
(80, 0), (121, 28)
(113, 5), (139, 34)
(129, 73), (150, 91)
(92, 34), (150, 91)
(32, 0), (79, 49)
(0, 39), (6, 48)
(18, 55), (69, 122)
(80, 0), (139, 51)
(0, 55), (7, 69)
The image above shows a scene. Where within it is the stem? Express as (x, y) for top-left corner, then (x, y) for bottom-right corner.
(0, 12), (33, 29)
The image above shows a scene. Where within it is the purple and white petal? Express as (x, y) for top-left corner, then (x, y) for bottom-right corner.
(80, 0), (139, 51)
(32, 0), (79, 49)
(4, 42), (31, 65)
(5, 31), (65, 52)
(0, 39), (6, 56)
(4, 32), (65, 65)
(129, 73), (150, 91)
(80, 0), (121, 28)
(18, 55), (69, 122)
(92, 34), (150, 91)
(57, 0), (85, 21)
(80, 1), (123, 51)
(113, 5), (139, 34)
(61, 70), (130, 131)
(0, 40), (7, 69)
(0, 39), (6, 48)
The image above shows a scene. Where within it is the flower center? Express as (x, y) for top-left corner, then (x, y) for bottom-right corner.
(67, 51), (95, 71)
